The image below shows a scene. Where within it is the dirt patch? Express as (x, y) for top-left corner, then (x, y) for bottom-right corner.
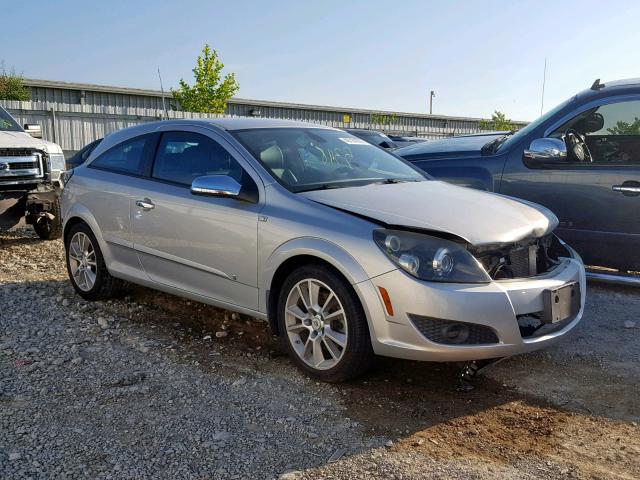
(396, 404), (639, 479)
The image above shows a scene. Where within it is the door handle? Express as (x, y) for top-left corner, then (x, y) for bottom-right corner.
(136, 199), (155, 210)
(612, 182), (640, 196)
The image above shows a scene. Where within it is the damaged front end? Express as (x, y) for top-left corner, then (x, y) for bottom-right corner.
(0, 148), (62, 239)
(470, 234), (573, 281)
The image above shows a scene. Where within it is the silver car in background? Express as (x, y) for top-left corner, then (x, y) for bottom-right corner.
(60, 119), (586, 382)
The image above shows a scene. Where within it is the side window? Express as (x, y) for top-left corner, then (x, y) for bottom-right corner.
(152, 131), (245, 186)
(551, 100), (640, 164)
(91, 135), (151, 175)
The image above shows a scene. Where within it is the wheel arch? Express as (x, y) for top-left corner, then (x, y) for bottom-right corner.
(62, 204), (110, 254)
(262, 238), (370, 336)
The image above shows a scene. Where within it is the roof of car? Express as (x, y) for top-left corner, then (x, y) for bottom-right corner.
(601, 78), (640, 88)
(346, 128), (385, 134)
(575, 77), (640, 101)
(195, 117), (334, 131)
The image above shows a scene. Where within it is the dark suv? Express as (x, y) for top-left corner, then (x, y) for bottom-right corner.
(396, 79), (640, 283)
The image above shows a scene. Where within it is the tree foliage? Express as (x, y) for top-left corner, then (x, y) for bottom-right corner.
(370, 113), (397, 126)
(0, 62), (30, 101)
(607, 118), (640, 135)
(171, 45), (239, 114)
(479, 110), (515, 131)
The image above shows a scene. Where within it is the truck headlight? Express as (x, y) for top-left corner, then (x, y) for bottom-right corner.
(49, 153), (66, 172)
(373, 229), (490, 283)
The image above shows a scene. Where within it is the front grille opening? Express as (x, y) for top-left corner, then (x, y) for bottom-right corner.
(409, 314), (499, 345)
(473, 235), (565, 281)
(517, 313), (575, 338)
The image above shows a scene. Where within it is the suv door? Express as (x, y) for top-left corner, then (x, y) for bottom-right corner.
(131, 127), (263, 310)
(505, 97), (640, 271)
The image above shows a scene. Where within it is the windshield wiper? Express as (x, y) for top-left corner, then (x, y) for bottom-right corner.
(370, 178), (421, 185)
(294, 183), (344, 193)
(480, 132), (513, 155)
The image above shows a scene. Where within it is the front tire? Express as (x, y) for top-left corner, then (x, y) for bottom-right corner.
(277, 264), (374, 382)
(33, 198), (62, 240)
(65, 223), (122, 300)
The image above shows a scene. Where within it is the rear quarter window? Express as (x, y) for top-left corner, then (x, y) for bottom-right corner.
(90, 134), (156, 176)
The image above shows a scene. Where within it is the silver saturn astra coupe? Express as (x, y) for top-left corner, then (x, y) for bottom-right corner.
(60, 118), (586, 382)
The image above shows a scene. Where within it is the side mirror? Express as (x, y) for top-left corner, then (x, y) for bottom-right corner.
(379, 141), (393, 149)
(523, 138), (567, 169)
(584, 112), (604, 133)
(191, 175), (257, 203)
(24, 124), (42, 139)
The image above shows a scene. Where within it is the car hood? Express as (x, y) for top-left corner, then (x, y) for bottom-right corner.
(300, 181), (558, 246)
(0, 131), (63, 154)
(395, 132), (507, 158)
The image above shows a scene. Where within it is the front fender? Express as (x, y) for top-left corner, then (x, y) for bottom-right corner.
(62, 201), (108, 251)
(259, 236), (371, 313)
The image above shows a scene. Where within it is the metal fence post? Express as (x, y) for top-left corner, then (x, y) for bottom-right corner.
(50, 106), (57, 144)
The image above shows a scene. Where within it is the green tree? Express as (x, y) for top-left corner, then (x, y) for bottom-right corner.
(171, 44), (239, 114)
(480, 110), (514, 131)
(0, 62), (30, 101)
(370, 113), (397, 126)
(607, 118), (640, 135)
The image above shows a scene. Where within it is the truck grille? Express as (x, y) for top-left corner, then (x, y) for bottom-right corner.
(0, 149), (43, 183)
(0, 148), (36, 157)
(8, 161), (39, 170)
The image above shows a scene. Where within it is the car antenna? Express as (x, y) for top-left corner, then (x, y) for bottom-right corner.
(590, 78), (605, 90)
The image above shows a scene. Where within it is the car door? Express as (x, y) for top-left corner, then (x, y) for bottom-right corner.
(505, 97), (640, 271)
(82, 133), (158, 277)
(130, 126), (263, 311)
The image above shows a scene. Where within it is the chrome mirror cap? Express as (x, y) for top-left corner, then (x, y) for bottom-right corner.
(191, 175), (242, 197)
(524, 138), (567, 161)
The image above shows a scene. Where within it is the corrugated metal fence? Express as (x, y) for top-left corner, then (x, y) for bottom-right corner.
(1, 100), (519, 155)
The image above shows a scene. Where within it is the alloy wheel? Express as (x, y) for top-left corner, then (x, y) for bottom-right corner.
(284, 278), (348, 370)
(68, 232), (97, 291)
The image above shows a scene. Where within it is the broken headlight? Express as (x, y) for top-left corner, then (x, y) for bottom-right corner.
(49, 153), (66, 172)
(373, 229), (491, 283)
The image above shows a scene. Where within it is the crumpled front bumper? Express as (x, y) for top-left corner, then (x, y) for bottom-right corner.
(354, 247), (586, 362)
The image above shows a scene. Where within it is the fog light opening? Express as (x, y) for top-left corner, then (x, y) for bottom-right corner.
(378, 286), (394, 317)
(441, 323), (470, 344)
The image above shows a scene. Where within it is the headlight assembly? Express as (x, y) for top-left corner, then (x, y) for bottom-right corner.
(48, 153), (66, 172)
(373, 229), (490, 283)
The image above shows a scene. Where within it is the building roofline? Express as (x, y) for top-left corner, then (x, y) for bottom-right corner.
(22, 77), (528, 124)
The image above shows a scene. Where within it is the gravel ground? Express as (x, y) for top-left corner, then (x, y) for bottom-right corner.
(1, 229), (639, 479)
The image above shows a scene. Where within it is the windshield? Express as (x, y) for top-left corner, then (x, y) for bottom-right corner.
(233, 128), (426, 192)
(0, 107), (22, 132)
(494, 96), (576, 153)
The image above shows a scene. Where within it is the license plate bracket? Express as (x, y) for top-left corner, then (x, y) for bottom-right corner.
(542, 282), (580, 324)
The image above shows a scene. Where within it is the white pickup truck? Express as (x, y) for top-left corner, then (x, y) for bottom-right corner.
(0, 105), (66, 239)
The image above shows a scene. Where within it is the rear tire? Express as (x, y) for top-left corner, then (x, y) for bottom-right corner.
(277, 264), (375, 382)
(65, 222), (122, 300)
(33, 198), (62, 240)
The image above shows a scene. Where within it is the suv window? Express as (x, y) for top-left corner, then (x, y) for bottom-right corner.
(551, 99), (640, 164)
(152, 131), (245, 186)
(91, 135), (153, 175)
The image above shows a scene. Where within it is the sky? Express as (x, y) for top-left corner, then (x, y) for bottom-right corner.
(2, 0), (639, 121)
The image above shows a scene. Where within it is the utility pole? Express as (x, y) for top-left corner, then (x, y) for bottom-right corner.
(158, 68), (168, 120)
(429, 90), (435, 115)
(540, 58), (547, 115)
